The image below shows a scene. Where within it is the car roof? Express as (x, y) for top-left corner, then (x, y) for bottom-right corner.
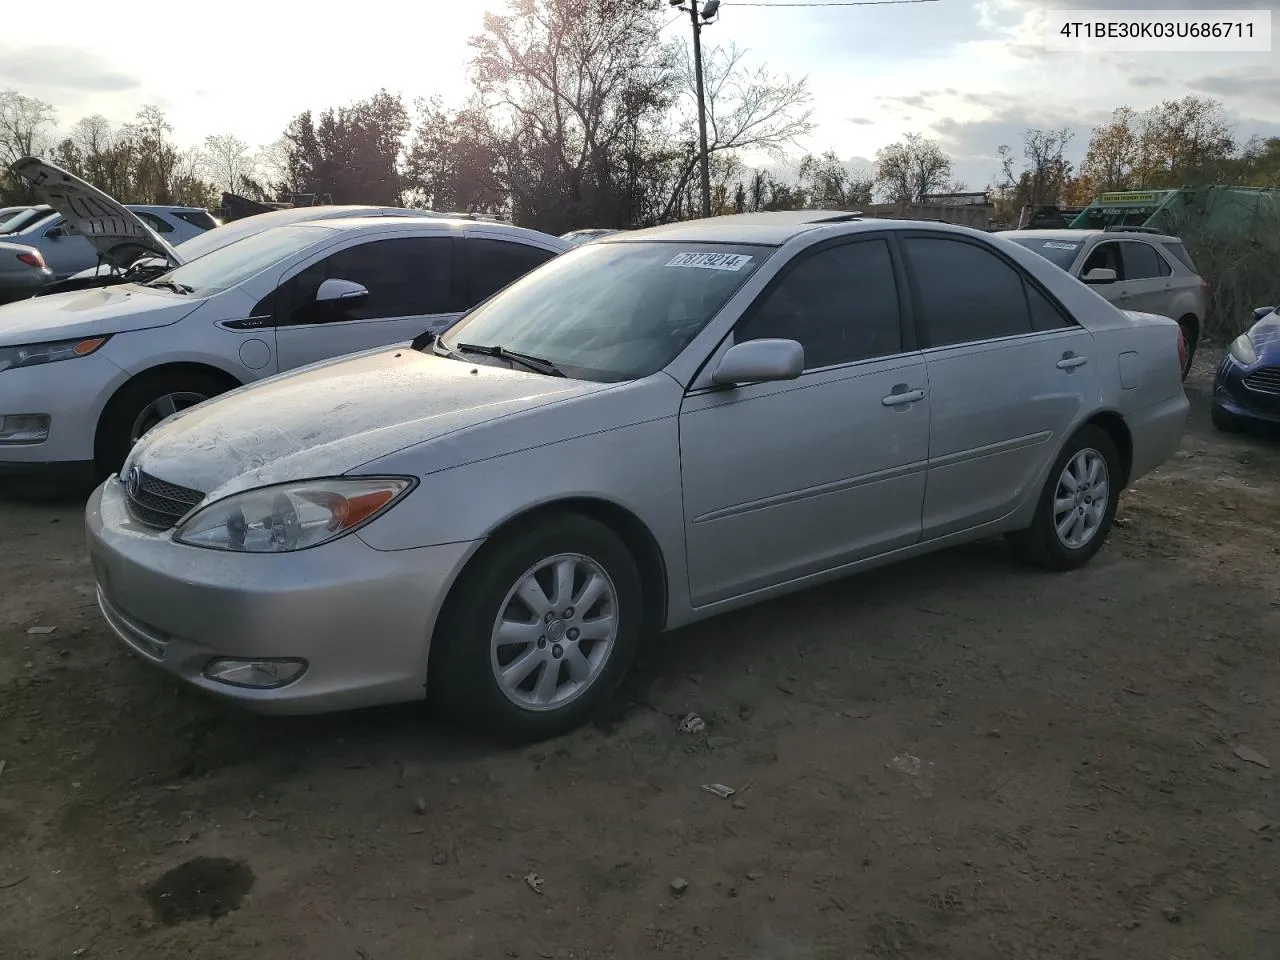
(610, 211), (1009, 246)
(303, 215), (570, 247)
(128, 204), (211, 214)
(1003, 228), (1181, 243)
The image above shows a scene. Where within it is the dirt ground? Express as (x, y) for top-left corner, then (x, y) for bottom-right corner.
(2, 352), (1279, 960)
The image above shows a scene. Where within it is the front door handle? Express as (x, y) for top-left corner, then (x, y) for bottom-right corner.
(1057, 353), (1088, 370)
(882, 386), (926, 406)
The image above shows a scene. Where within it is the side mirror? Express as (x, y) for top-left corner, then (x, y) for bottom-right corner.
(711, 338), (804, 386)
(1082, 267), (1117, 284)
(316, 278), (368, 303)
(45, 226), (65, 240)
(1253, 306), (1275, 323)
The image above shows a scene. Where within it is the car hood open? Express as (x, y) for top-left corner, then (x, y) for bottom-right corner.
(10, 157), (183, 270)
(128, 348), (609, 498)
(0, 284), (203, 344)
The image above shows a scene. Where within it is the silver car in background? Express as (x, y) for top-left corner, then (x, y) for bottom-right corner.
(0, 240), (51, 303)
(86, 211), (1189, 741)
(1001, 228), (1206, 378)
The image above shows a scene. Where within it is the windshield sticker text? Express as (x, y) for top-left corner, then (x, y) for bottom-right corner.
(1042, 241), (1080, 250)
(666, 252), (752, 272)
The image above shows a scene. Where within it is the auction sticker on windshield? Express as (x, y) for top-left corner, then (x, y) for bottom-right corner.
(1042, 241), (1079, 250)
(666, 252), (753, 271)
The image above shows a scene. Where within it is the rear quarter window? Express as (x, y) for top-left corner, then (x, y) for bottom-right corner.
(1162, 241), (1198, 273)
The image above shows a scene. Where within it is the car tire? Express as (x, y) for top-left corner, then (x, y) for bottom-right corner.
(1006, 425), (1121, 572)
(1176, 315), (1199, 380)
(1211, 403), (1245, 434)
(95, 369), (235, 479)
(429, 512), (645, 742)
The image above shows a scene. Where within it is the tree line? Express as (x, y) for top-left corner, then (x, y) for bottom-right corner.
(2, 0), (1279, 233)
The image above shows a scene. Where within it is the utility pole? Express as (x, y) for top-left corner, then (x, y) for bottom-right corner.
(672, 0), (720, 218)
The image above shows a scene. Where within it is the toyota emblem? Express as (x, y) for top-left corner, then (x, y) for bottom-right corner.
(125, 466), (140, 498)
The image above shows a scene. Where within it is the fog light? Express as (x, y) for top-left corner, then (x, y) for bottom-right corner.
(0, 414), (50, 444)
(203, 658), (307, 689)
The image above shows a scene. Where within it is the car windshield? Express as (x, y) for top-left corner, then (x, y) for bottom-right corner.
(0, 207), (56, 235)
(1007, 236), (1083, 270)
(437, 241), (773, 381)
(149, 224), (330, 296)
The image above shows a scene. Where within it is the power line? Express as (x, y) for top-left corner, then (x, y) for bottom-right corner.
(726, 0), (938, 7)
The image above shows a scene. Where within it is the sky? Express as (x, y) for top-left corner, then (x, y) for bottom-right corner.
(4, 0), (1278, 191)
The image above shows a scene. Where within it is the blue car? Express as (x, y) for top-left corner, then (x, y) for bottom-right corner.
(1213, 305), (1280, 432)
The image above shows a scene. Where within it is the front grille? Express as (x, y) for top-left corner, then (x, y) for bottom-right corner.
(124, 468), (205, 529)
(1243, 366), (1280, 396)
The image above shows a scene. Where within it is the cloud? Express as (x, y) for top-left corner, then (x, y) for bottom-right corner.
(0, 44), (139, 93)
(848, 117), (874, 126)
(1191, 67), (1280, 104)
(879, 94), (932, 111)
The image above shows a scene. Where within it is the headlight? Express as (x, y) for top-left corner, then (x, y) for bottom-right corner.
(1229, 333), (1258, 366)
(173, 477), (414, 553)
(0, 336), (109, 372)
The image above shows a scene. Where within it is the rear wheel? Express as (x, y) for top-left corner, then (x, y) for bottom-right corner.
(429, 513), (644, 742)
(1007, 425), (1120, 571)
(95, 369), (236, 478)
(1176, 315), (1199, 380)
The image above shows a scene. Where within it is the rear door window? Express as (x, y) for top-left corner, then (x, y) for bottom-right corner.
(172, 210), (220, 231)
(466, 238), (558, 305)
(1118, 241), (1166, 280)
(135, 211), (175, 234)
(902, 236), (1033, 347)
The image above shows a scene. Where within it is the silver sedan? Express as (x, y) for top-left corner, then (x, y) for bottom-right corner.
(86, 212), (1189, 740)
(0, 240), (51, 303)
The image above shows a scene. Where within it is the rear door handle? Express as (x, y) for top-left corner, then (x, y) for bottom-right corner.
(1057, 354), (1088, 370)
(882, 387), (926, 406)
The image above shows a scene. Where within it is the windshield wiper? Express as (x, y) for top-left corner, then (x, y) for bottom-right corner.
(455, 342), (566, 377)
(146, 279), (193, 295)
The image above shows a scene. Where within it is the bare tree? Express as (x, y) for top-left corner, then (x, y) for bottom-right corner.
(874, 133), (953, 204)
(0, 90), (56, 202)
(663, 41), (813, 220)
(201, 134), (261, 196)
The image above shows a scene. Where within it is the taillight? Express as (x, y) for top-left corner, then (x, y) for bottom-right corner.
(1200, 277), (1210, 293)
(16, 250), (44, 269)
(1176, 327), (1188, 377)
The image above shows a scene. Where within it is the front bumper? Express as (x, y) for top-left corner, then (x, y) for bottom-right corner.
(0, 351), (126, 469)
(85, 477), (477, 714)
(1214, 355), (1280, 425)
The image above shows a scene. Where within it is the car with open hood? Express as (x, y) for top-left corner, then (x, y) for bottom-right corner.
(0, 214), (569, 486)
(85, 211), (1189, 741)
(1212, 304), (1280, 434)
(7, 158), (217, 283)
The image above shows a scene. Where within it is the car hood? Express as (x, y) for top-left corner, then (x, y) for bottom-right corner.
(128, 348), (610, 498)
(10, 157), (183, 270)
(0, 284), (202, 344)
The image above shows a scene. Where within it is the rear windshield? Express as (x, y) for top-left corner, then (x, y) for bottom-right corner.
(0, 207), (56, 235)
(1006, 236), (1082, 270)
(1161, 241), (1197, 273)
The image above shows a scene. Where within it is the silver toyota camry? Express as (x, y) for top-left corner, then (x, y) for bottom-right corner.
(86, 211), (1189, 741)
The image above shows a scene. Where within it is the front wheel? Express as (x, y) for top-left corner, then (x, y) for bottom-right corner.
(1006, 425), (1121, 571)
(429, 513), (644, 742)
(95, 370), (234, 478)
